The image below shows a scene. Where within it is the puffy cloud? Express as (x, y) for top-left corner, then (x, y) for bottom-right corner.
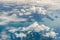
(1, 0), (59, 25)
(15, 33), (26, 38)
(7, 27), (17, 33)
(0, 31), (11, 40)
(21, 22), (50, 32)
(0, 16), (27, 25)
(7, 22), (57, 39)
(0, 11), (27, 25)
(0, 4), (48, 25)
(44, 31), (57, 38)
(30, 6), (47, 15)
(9, 0), (60, 9)
(1, 0), (60, 10)
(0, 0), (59, 40)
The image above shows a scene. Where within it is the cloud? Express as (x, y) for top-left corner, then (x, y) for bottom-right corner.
(0, 31), (11, 40)
(7, 22), (57, 39)
(1, 0), (60, 10)
(7, 0), (60, 14)
(0, 11), (27, 25)
(44, 31), (57, 38)
(20, 22), (50, 32)
(7, 27), (17, 33)
(0, 3), (49, 25)
(0, 0), (59, 40)
(15, 33), (26, 38)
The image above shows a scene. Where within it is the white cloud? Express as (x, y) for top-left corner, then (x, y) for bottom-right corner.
(38, 7), (47, 15)
(20, 9), (26, 13)
(21, 22), (50, 32)
(24, 12), (31, 15)
(15, 33), (26, 38)
(0, 0), (59, 39)
(44, 31), (57, 38)
(8, 27), (17, 33)
(0, 4), (48, 25)
(0, 0), (60, 25)
(21, 22), (57, 38)
(1, 0), (60, 10)
(0, 31), (11, 40)
(0, 16), (27, 25)
(0, 11), (27, 25)
(19, 13), (24, 16)
(6, 22), (57, 39)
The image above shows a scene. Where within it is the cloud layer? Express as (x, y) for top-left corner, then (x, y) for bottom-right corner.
(0, 0), (59, 40)
(0, 0), (60, 10)
(7, 22), (57, 39)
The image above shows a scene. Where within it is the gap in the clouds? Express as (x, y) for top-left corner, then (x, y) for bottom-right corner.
(0, 25), (6, 32)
